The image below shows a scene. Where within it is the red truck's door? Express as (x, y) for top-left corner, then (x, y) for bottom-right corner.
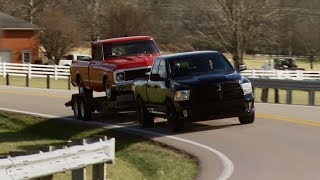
(88, 43), (105, 92)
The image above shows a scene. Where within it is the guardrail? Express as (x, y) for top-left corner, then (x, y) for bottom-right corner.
(242, 69), (320, 80)
(0, 137), (115, 180)
(249, 78), (320, 106)
(0, 62), (70, 80)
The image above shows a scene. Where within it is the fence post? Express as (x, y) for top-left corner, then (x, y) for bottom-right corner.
(308, 90), (315, 106)
(28, 63), (32, 79)
(26, 74), (29, 87)
(252, 69), (256, 78)
(297, 70), (303, 80)
(6, 74), (9, 86)
(3, 62), (6, 77)
(47, 75), (50, 89)
(54, 65), (58, 80)
(68, 75), (71, 90)
(72, 139), (87, 180)
(275, 70), (281, 79)
(286, 89), (292, 104)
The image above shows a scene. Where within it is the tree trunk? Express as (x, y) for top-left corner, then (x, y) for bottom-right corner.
(309, 55), (314, 70)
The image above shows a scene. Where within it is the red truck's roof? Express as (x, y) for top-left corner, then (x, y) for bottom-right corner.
(95, 36), (154, 44)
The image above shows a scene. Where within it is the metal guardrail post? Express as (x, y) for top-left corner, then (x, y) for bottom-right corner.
(308, 91), (315, 106)
(6, 74), (9, 86)
(47, 75), (50, 89)
(261, 88), (268, 102)
(274, 89), (279, 103)
(72, 139), (87, 180)
(286, 90), (292, 104)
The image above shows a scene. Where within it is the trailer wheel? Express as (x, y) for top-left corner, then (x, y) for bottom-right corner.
(73, 96), (82, 120)
(73, 96), (92, 120)
(79, 97), (92, 121)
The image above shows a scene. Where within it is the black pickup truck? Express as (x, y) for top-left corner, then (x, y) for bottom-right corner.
(133, 51), (255, 131)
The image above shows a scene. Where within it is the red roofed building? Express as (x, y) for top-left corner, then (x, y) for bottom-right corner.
(0, 12), (39, 64)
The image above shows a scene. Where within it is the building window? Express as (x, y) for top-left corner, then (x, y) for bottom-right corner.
(22, 50), (32, 63)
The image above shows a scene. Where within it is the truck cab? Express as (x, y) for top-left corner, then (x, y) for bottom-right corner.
(70, 36), (161, 100)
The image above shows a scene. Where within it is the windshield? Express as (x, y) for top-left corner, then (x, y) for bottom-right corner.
(169, 53), (234, 78)
(103, 40), (159, 59)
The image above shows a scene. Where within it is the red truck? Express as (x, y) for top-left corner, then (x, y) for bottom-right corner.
(70, 36), (161, 100)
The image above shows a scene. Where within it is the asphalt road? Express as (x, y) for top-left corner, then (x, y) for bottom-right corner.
(1, 86), (320, 180)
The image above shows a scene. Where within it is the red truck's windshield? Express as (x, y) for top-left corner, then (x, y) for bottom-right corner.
(103, 40), (159, 59)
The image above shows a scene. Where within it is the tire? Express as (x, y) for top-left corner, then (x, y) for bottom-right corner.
(136, 98), (154, 128)
(239, 112), (255, 124)
(73, 96), (82, 120)
(104, 80), (116, 101)
(77, 78), (93, 96)
(166, 101), (181, 132)
(79, 97), (92, 121)
(73, 96), (92, 120)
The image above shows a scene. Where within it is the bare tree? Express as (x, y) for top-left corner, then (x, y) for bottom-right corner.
(185, 0), (281, 64)
(105, 1), (154, 38)
(37, 10), (83, 64)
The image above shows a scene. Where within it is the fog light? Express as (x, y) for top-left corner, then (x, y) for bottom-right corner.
(183, 110), (188, 117)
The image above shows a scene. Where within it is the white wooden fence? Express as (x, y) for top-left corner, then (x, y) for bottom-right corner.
(0, 138), (115, 179)
(1, 62), (320, 81)
(242, 69), (320, 80)
(0, 62), (70, 80)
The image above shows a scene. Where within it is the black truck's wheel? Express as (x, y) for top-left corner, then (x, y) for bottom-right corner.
(239, 112), (255, 124)
(167, 102), (181, 132)
(136, 98), (154, 128)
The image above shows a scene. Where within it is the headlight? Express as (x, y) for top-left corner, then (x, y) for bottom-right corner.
(241, 82), (253, 95)
(174, 90), (190, 101)
(116, 72), (125, 82)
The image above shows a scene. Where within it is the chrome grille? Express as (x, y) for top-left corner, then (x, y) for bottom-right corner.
(124, 68), (150, 81)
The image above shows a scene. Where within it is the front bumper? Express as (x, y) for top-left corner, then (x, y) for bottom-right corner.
(175, 97), (255, 122)
(112, 81), (133, 95)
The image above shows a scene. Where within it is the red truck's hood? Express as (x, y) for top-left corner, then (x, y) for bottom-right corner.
(104, 54), (160, 70)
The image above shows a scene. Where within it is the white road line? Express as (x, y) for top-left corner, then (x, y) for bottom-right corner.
(0, 107), (234, 180)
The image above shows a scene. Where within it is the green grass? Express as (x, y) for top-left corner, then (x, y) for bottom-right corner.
(254, 88), (320, 106)
(0, 112), (198, 180)
(0, 76), (77, 90)
(224, 54), (320, 70)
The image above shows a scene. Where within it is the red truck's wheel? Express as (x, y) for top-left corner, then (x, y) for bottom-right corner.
(104, 80), (116, 101)
(77, 78), (93, 96)
(136, 98), (154, 128)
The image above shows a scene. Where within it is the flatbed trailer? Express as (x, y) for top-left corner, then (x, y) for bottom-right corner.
(65, 93), (136, 120)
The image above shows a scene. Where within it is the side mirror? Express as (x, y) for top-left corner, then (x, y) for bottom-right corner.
(238, 64), (247, 72)
(150, 74), (164, 81)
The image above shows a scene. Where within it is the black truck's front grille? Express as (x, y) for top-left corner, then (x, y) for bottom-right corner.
(125, 68), (150, 81)
(220, 82), (243, 100)
(191, 82), (243, 103)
